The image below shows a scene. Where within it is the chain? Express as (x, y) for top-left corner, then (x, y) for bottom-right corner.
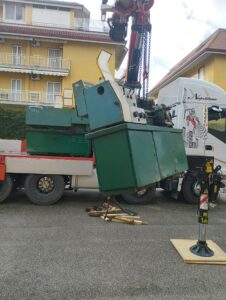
(137, 12), (152, 101)
(138, 31), (144, 99)
(143, 31), (148, 100)
(145, 29), (152, 101)
(138, 25), (151, 101)
(139, 30), (147, 100)
(148, 29), (152, 98)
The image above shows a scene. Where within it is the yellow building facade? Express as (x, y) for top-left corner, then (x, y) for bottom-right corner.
(0, 0), (125, 107)
(180, 55), (226, 91)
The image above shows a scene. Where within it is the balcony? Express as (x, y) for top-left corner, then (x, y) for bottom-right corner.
(74, 18), (109, 33)
(0, 17), (109, 34)
(31, 18), (109, 33)
(0, 53), (71, 76)
(0, 18), (109, 34)
(0, 90), (63, 107)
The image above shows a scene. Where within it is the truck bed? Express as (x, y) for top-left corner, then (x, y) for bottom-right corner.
(0, 153), (94, 176)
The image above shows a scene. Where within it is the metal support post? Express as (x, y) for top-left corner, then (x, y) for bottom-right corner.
(190, 158), (214, 257)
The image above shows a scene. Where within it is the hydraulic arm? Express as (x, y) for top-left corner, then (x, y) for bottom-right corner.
(102, 0), (154, 99)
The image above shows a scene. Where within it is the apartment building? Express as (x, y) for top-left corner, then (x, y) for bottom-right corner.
(0, 0), (126, 107)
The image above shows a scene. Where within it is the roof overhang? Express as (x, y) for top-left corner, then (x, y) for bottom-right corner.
(0, 67), (69, 76)
(2, 0), (90, 15)
(150, 50), (226, 96)
(0, 23), (124, 46)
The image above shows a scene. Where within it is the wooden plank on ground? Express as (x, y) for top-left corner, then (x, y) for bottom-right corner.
(171, 239), (226, 265)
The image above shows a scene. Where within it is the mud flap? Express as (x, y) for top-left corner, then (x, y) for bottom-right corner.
(0, 156), (6, 181)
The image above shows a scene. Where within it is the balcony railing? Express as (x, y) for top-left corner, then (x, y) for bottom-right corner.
(0, 89), (63, 106)
(74, 18), (109, 33)
(32, 19), (109, 33)
(0, 53), (71, 74)
(0, 17), (109, 34)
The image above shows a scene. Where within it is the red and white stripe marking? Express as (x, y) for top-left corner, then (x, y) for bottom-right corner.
(200, 194), (209, 210)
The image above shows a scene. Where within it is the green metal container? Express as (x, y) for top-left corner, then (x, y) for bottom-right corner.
(87, 123), (188, 195)
(26, 128), (92, 157)
(26, 107), (88, 128)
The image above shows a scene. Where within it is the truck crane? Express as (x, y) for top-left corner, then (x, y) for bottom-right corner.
(101, 0), (154, 99)
(0, 51), (188, 206)
(1, 2), (210, 206)
(102, 0), (224, 204)
(0, 0), (204, 206)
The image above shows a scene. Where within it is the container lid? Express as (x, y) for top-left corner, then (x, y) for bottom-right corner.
(86, 122), (182, 139)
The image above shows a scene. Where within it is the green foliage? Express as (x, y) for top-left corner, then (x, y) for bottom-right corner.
(0, 107), (26, 139)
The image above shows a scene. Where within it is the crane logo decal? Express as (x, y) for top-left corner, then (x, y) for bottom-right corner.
(183, 87), (217, 102)
(184, 108), (208, 149)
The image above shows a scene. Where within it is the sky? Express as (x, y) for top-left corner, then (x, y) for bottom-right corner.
(66, 0), (226, 89)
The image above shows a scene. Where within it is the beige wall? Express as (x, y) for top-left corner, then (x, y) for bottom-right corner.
(0, 72), (28, 90)
(70, 10), (75, 28)
(212, 55), (226, 90)
(185, 55), (226, 91)
(184, 57), (215, 82)
(62, 42), (116, 91)
(0, 72), (62, 92)
(0, 4), (3, 19)
(25, 4), (32, 24)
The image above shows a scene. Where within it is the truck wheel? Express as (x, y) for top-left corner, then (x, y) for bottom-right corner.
(0, 174), (13, 203)
(180, 173), (200, 204)
(120, 187), (156, 205)
(25, 174), (65, 205)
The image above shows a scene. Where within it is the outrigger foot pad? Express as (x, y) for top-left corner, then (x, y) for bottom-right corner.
(190, 241), (214, 257)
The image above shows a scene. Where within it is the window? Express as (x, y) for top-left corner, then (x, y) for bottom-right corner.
(4, 2), (25, 22)
(32, 6), (70, 28)
(11, 79), (22, 102)
(12, 46), (23, 65)
(33, 4), (70, 11)
(208, 107), (226, 143)
(48, 49), (62, 69)
(47, 82), (61, 104)
(198, 67), (204, 80)
(59, 7), (70, 12)
(33, 4), (43, 9)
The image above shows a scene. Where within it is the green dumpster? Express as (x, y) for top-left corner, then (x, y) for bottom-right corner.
(87, 123), (188, 195)
(26, 106), (88, 127)
(26, 128), (92, 157)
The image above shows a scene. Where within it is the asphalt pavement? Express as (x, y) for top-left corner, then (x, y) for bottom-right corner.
(0, 190), (226, 300)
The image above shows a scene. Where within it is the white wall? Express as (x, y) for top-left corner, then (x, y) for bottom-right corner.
(0, 139), (21, 153)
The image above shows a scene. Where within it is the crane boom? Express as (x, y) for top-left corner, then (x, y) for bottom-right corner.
(102, 0), (154, 99)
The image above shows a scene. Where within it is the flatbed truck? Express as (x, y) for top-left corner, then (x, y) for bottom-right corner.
(0, 152), (99, 205)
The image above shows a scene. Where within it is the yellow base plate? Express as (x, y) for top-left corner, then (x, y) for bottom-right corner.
(171, 239), (226, 265)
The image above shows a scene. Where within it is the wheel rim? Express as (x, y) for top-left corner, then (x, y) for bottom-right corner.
(37, 177), (55, 193)
(136, 189), (148, 197)
(192, 181), (201, 197)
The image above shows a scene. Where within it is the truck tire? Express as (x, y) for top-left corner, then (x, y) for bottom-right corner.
(0, 174), (13, 203)
(180, 173), (200, 204)
(25, 174), (65, 205)
(119, 187), (156, 205)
